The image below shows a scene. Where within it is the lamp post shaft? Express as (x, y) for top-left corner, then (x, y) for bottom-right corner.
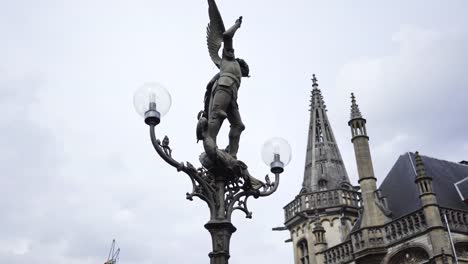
(205, 174), (235, 264)
(215, 176), (226, 220)
(205, 220), (236, 264)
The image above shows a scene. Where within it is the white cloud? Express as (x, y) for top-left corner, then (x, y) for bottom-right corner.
(0, 239), (32, 255)
(336, 25), (468, 182)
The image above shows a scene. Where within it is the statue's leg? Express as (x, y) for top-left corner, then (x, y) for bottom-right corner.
(226, 101), (245, 159)
(204, 87), (231, 158)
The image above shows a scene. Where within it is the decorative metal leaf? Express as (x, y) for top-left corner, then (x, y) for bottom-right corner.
(206, 0), (225, 67)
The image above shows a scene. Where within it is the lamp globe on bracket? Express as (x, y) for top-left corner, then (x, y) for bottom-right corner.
(261, 137), (292, 174)
(133, 83), (172, 126)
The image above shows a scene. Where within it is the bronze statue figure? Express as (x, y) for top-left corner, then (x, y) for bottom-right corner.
(197, 0), (250, 161)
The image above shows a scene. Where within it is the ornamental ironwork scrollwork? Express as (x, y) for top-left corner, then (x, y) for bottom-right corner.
(149, 126), (281, 221)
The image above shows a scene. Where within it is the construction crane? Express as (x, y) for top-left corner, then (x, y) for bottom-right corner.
(104, 239), (120, 264)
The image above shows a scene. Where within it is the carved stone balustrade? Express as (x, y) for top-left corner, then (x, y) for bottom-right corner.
(440, 207), (468, 233)
(323, 240), (354, 264)
(351, 227), (386, 252)
(284, 189), (361, 223)
(320, 209), (430, 264)
(384, 210), (427, 244)
(316, 205), (468, 264)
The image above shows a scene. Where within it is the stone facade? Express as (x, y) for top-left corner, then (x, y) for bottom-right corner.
(283, 79), (468, 264)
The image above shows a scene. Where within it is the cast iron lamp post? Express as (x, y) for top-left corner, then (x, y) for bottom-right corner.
(134, 83), (291, 264)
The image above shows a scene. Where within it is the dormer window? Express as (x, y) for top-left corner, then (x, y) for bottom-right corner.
(340, 182), (352, 190)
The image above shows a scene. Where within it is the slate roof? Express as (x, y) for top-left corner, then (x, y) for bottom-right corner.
(379, 152), (468, 219)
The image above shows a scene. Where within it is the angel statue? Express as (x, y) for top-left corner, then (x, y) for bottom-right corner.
(197, 0), (250, 162)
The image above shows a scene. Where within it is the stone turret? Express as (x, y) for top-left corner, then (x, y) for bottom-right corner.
(414, 152), (454, 264)
(312, 214), (327, 264)
(348, 93), (389, 227)
(313, 217), (327, 248)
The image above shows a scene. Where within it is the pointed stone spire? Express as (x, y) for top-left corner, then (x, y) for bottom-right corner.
(414, 151), (435, 195)
(348, 93), (368, 139)
(310, 74), (325, 109)
(415, 151), (431, 180)
(302, 74), (350, 193)
(350, 93), (362, 120)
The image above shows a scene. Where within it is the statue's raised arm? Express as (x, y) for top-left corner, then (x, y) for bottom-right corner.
(222, 16), (242, 57)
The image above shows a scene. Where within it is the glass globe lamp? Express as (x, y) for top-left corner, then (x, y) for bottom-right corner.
(261, 137), (292, 173)
(133, 83), (172, 125)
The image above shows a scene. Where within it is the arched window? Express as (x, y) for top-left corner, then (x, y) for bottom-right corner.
(298, 239), (309, 264)
(388, 247), (429, 264)
(318, 179), (328, 191)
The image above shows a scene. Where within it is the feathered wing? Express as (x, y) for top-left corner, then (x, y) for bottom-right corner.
(206, 0), (225, 67)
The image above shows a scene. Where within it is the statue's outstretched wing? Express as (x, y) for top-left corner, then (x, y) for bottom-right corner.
(207, 0), (225, 67)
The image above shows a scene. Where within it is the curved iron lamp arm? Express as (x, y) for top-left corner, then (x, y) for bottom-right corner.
(149, 125), (184, 170)
(258, 173), (280, 197)
(149, 124), (283, 222)
(149, 125), (217, 216)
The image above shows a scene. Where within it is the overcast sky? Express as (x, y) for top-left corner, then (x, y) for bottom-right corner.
(1, 0), (467, 263)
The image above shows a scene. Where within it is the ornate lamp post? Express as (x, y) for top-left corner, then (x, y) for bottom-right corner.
(134, 83), (291, 264)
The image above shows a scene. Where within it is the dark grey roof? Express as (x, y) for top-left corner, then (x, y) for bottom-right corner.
(379, 152), (468, 219)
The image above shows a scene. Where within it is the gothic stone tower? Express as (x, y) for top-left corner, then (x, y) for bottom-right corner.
(282, 88), (465, 264)
(414, 152), (454, 264)
(283, 75), (361, 264)
(347, 93), (392, 263)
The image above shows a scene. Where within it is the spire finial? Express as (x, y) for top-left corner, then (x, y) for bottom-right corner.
(350, 92), (362, 119)
(415, 151), (427, 178)
(311, 74), (319, 88)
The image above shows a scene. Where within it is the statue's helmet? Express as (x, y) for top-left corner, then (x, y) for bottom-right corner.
(236, 58), (249, 77)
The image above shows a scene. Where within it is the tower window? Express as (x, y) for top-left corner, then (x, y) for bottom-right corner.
(318, 179), (328, 191)
(298, 240), (309, 264)
(324, 123), (332, 141)
(316, 125), (324, 142)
